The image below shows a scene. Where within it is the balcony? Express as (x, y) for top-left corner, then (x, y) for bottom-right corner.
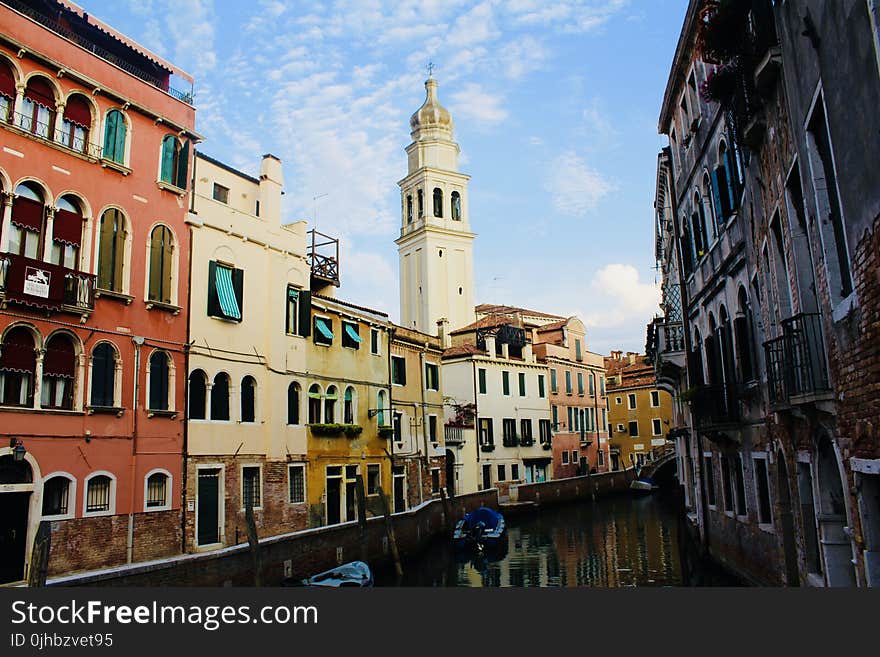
(689, 383), (740, 432)
(308, 229), (340, 290)
(0, 252), (95, 315)
(4, 111), (103, 160)
(764, 313), (832, 408)
(444, 425), (465, 445)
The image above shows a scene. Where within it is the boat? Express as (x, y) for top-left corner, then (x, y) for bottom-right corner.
(282, 560), (373, 587)
(453, 506), (506, 550)
(630, 477), (659, 494)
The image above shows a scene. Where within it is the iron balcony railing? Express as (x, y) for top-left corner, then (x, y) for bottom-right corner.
(764, 312), (831, 406)
(2, 0), (194, 105)
(0, 252), (96, 313)
(689, 383), (740, 430)
(5, 111), (103, 158)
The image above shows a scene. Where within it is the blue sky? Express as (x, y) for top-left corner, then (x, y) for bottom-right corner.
(88, 0), (687, 355)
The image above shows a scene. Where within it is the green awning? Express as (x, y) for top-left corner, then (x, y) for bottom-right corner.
(215, 266), (241, 320)
(344, 324), (362, 343)
(315, 317), (334, 339)
(288, 287), (298, 301)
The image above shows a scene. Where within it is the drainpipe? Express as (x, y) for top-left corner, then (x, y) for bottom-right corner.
(472, 359), (481, 485)
(386, 325), (395, 497)
(419, 343), (431, 493)
(180, 156), (196, 553)
(128, 335), (145, 564)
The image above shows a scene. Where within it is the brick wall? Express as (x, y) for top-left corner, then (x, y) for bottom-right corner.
(514, 469), (630, 505)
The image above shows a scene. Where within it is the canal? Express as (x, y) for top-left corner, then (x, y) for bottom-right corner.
(375, 491), (742, 587)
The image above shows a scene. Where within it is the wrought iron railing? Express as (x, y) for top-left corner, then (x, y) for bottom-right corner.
(2, 0), (193, 104)
(690, 383), (740, 429)
(764, 312), (830, 406)
(0, 252), (96, 312)
(5, 111), (103, 158)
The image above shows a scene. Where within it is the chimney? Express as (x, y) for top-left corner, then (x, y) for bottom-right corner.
(610, 350), (622, 360)
(436, 318), (451, 348)
(627, 352), (637, 365)
(259, 154), (283, 226)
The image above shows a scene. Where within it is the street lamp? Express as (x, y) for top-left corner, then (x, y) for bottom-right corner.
(9, 437), (26, 462)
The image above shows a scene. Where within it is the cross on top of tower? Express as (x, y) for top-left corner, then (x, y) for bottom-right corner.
(427, 61), (434, 78)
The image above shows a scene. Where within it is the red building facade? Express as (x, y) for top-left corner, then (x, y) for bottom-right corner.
(0, 0), (196, 583)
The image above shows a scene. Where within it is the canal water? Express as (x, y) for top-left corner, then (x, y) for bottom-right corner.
(375, 492), (741, 587)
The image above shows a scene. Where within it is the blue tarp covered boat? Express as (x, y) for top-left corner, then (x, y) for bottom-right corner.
(453, 507), (506, 550)
(282, 560), (373, 587)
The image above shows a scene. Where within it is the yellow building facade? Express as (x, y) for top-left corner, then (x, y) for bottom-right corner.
(605, 352), (674, 471)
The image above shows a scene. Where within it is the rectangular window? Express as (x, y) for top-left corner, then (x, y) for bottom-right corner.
(497, 464), (506, 482)
(552, 406), (558, 431)
(288, 464), (305, 504)
(720, 456), (733, 513)
(428, 415), (438, 443)
(314, 316), (334, 346)
(628, 393), (637, 409)
(550, 369), (558, 393)
(703, 455), (716, 508)
(502, 418), (517, 447)
(391, 355), (406, 385)
(146, 474), (168, 508)
(207, 261), (243, 322)
(734, 454), (746, 515)
(520, 419), (533, 446)
(600, 376), (605, 396)
(367, 464), (380, 495)
(589, 373), (595, 396)
(341, 321), (362, 349)
(562, 451), (570, 465)
(616, 396), (622, 405)
(577, 372), (584, 396)
(652, 418), (662, 436)
(539, 419), (551, 444)
(478, 368), (487, 394)
(212, 182), (229, 204)
(425, 363), (440, 391)
(518, 372), (526, 397)
(370, 328), (380, 355)
(285, 286), (300, 335)
(651, 390), (660, 407)
(538, 375), (545, 398)
(479, 418), (494, 446)
(571, 450), (578, 464)
(86, 477), (111, 513)
(511, 464), (520, 481)
(754, 457), (772, 524)
(431, 469), (440, 494)
(502, 371), (511, 396)
(565, 370), (572, 394)
(242, 466), (261, 509)
(575, 339), (582, 361)
(567, 406), (573, 431)
(628, 420), (639, 437)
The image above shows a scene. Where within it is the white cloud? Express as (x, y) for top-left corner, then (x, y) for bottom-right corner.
(497, 35), (549, 80)
(585, 264), (661, 329)
(449, 83), (508, 125)
(544, 150), (615, 216)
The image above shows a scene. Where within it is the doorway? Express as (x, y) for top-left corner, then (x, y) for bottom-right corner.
(196, 468), (222, 547)
(0, 455), (35, 584)
(445, 449), (456, 497)
(392, 466), (406, 513)
(326, 466), (342, 525)
(482, 464), (492, 490)
(816, 439), (856, 586)
(776, 451), (800, 586)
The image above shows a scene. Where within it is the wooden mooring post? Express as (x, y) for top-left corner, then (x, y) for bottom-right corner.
(355, 475), (369, 562)
(440, 486), (451, 532)
(27, 521), (51, 587)
(245, 503), (262, 587)
(377, 486), (403, 578)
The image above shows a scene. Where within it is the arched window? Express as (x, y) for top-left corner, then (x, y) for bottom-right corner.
(90, 342), (117, 408)
(711, 141), (738, 223)
(103, 109), (127, 164)
(406, 195), (413, 224)
(42, 474), (73, 517)
(188, 369), (207, 420)
(417, 189), (424, 218)
(0, 58), (15, 122)
(10, 182), (45, 260)
(705, 315), (721, 386)
(343, 386), (356, 424)
(377, 390), (387, 426)
(308, 384), (321, 423)
(84, 473), (114, 514)
(680, 218), (693, 277)
(433, 187), (443, 217)
(210, 373), (230, 421)
(691, 195), (707, 259)
(148, 225), (174, 304)
(241, 375), (256, 423)
(287, 382), (301, 425)
(160, 135), (189, 188)
(324, 385), (338, 424)
(702, 173), (719, 237)
(148, 350), (170, 411)
(0, 327), (36, 407)
(689, 328), (704, 386)
(451, 191), (461, 220)
(97, 208), (126, 292)
(42, 333), (75, 410)
(719, 306), (735, 388)
(21, 76), (56, 138)
(61, 94), (91, 153)
(145, 471), (169, 510)
(52, 195), (82, 271)
(735, 288), (756, 383)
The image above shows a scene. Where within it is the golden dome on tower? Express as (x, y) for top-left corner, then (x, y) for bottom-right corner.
(410, 78), (454, 137)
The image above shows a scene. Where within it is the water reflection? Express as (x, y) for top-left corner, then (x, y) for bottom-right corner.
(376, 493), (739, 587)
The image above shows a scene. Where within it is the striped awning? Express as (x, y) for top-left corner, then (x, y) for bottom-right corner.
(214, 265), (241, 320)
(344, 324), (362, 343)
(315, 317), (334, 340)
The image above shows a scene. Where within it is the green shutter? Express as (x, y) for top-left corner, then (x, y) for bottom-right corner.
(148, 227), (162, 301)
(160, 137), (175, 183)
(176, 140), (190, 189)
(103, 111), (117, 160)
(298, 291), (311, 337)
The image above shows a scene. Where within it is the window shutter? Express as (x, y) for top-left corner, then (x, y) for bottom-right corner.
(97, 212), (113, 289)
(149, 228), (162, 301)
(724, 147), (738, 211)
(714, 166), (732, 220)
(112, 219), (125, 292)
(113, 115), (126, 163)
(207, 261), (220, 317)
(161, 138), (175, 183)
(103, 111), (116, 159)
(162, 230), (174, 304)
(298, 290), (311, 337)
(232, 268), (244, 319)
(176, 140), (190, 189)
(710, 169), (724, 222)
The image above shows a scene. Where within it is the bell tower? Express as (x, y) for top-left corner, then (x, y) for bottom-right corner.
(396, 77), (476, 335)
